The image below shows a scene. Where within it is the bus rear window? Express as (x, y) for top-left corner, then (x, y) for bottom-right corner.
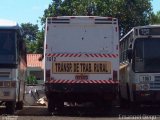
(0, 30), (16, 64)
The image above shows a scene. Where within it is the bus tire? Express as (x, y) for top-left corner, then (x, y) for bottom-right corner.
(55, 100), (64, 113)
(16, 101), (23, 110)
(5, 101), (16, 115)
(119, 95), (127, 108)
(104, 101), (112, 113)
(119, 89), (129, 108)
(94, 100), (112, 115)
(130, 102), (139, 113)
(47, 98), (55, 113)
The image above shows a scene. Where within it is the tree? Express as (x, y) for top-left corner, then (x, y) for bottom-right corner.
(25, 40), (37, 53)
(21, 23), (39, 41)
(21, 23), (44, 54)
(150, 11), (160, 24)
(40, 0), (153, 37)
(114, 0), (153, 36)
(35, 30), (44, 54)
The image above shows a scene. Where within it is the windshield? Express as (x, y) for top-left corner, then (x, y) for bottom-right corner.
(133, 38), (160, 73)
(0, 30), (16, 65)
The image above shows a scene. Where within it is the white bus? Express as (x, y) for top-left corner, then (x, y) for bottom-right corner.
(0, 20), (27, 114)
(119, 25), (160, 109)
(44, 16), (119, 113)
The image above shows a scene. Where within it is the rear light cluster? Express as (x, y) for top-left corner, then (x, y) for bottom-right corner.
(46, 70), (51, 81)
(0, 81), (16, 88)
(113, 70), (118, 81)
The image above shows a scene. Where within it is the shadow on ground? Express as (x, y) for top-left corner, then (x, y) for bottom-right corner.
(1, 105), (160, 117)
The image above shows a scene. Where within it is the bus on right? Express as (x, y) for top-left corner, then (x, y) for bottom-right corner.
(119, 25), (160, 109)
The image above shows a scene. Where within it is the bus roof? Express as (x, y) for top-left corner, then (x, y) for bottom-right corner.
(47, 16), (118, 22)
(120, 25), (160, 42)
(0, 19), (20, 29)
(134, 24), (160, 28)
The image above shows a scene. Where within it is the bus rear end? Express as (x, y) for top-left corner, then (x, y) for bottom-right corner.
(44, 16), (119, 112)
(0, 20), (26, 114)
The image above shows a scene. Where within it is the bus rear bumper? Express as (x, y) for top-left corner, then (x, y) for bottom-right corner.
(0, 88), (16, 101)
(133, 91), (160, 103)
(45, 83), (118, 102)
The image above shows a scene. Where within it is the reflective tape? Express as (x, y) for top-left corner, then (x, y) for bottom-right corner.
(46, 79), (119, 84)
(46, 53), (118, 58)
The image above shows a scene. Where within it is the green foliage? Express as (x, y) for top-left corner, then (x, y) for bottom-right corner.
(150, 11), (160, 24)
(114, 0), (153, 35)
(40, 0), (153, 36)
(21, 23), (44, 54)
(27, 75), (38, 85)
(21, 0), (159, 54)
(35, 30), (44, 54)
(21, 23), (39, 41)
(25, 40), (37, 53)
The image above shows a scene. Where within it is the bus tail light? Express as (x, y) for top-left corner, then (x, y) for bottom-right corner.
(0, 82), (3, 87)
(11, 81), (16, 87)
(46, 69), (51, 81)
(113, 70), (118, 80)
(4, 81), (10, 87)
(1, 81), (16, 88)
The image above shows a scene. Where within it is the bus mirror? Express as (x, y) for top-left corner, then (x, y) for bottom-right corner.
(127, 49), (132, 63)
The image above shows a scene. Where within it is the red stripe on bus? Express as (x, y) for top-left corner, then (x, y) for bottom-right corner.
(46, 53), (118, 58)
(46, 80), (118, 84)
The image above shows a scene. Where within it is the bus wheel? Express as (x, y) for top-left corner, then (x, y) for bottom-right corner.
(95, 100), (112, 114)
(130, 102), (139, 113)
(119, 97), (129, 108)
(16, 101), (23, 110)
(5, 101), (16, 114)
(103, 101), (112, 114)
(54, 100), (64, 114)
(47, 98), (55, 114)
(119, 91), (129, 108)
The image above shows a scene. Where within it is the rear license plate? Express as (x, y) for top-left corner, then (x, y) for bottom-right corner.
(75, 75), (88, 80)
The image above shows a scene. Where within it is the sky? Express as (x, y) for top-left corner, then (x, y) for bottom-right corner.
(0, 0), (52, 29)
(0, 0), (159, 29)
(151, 0), (160, 13)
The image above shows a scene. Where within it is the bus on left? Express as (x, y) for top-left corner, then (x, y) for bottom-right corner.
(0, 19), (27, 114)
